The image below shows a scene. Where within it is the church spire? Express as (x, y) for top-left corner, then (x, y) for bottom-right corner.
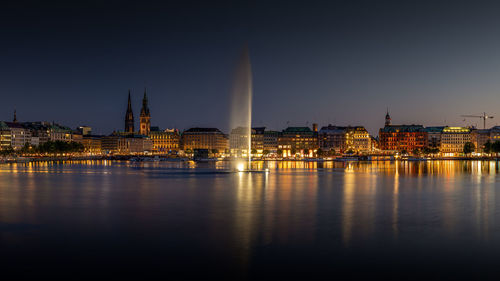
(385, 108), (391, 126)
(125, 90), (134, 134)
(139, 88), (151, 135)
(141, 88), (150, 116)
(13, 109), (17, 123)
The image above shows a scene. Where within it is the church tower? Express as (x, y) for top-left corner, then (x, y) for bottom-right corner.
(385, 109), (391, 126)
(140, 88), (151, 136)
(125, 90), (134, 134)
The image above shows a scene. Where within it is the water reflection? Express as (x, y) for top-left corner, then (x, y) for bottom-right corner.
(1, 160), (500, 279)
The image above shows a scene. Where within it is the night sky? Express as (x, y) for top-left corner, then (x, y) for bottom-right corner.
(1, 0), (500, 135)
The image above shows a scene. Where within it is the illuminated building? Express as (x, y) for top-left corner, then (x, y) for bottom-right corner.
(229, 127), (266, 157)
(149, 128), (180, 154)
(125, 90), (134, 134)
(440, 127), (471, 156)
(263, 130), (279, 153)
(139, 89), (151, 136)
(77, 126), (92, 136)
(5, 122), (31, 150)
(278, 127), (319, 157)
(319, 125), (346, 153)
(471, 129), (490, 153)
(345, 126), (371, 153)
(319, 125), (371, 153)
(47, 123), (73, 142)
(379, 125), (427, 152)
(78, 135), (103, 154)
(425, 126), (445, 148)
(379, 111), (427, 152)
(101, 135), (152, 154)
(182, 128), (229, 152)
(229, 126), (250, 156)
(490, 126), (500, 142)
(0, 122), (12, 150)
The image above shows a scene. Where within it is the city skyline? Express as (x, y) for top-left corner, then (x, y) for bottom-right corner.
(2, 1), (500, 135)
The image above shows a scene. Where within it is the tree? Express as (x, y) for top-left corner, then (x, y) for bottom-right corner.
(0, 146), (14, 156)
(211, 149), (219, 154)
(262, 149), (270, 156)
(303, 149), (309, 157)
(21, 143), (32, 154)
(290, 147), (297, 156)
(492, 141), (500, 156)
(484, 141), (492, 154)
(400, 149), (408, 155)
(463, 142), (475, 155)
(251, 148), (257, 155)
(277, 149), (283, 157)
(412, 148), (420, 156)
(316, 148), (323, 157)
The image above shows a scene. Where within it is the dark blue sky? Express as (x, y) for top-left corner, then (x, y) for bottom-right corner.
(1, 0), (500, 134)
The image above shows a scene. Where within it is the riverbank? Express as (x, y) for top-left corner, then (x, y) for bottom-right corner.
(1, 155), (500, 164)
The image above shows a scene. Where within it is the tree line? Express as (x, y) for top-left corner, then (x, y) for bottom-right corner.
(0, 141), (84, 156)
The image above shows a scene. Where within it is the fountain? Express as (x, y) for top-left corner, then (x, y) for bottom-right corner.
(229, 45), (267, 173)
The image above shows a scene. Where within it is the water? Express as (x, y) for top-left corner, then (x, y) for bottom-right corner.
(229, 46), (252, 167)
(1, 160), (500, 280)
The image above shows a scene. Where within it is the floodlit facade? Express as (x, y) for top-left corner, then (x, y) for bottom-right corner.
(425, 126), (445, 148)
(263, 130), (279, 154)
(278, 127), (319, 157)
(78, 135), (103, 154)
(440, 127), (471, 156)
(471, 129), (491, 153)
(182, 128), (229, 152)
(319, 125), (347, 153)
(379, 125), (427, 152)
(319, 125), (371, 154)
(101, 135), (152, 154)
(150, 129), (180, 154)
(5, 122), (31, 150)
(0, 122), (12, 150)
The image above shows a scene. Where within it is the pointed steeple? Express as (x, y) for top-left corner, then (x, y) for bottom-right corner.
(385, 108), (391, 126)
(127, 90), (133, 111)
(141, 88), (150, 116)
(125, 90), (134, 133)
(139, 88), (151, 135)
(13, 109), (17, 123)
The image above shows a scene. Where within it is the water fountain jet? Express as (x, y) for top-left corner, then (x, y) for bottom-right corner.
(229, 45), (266, 173)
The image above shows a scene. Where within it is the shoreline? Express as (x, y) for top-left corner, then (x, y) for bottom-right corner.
(1, 155), (499, 164)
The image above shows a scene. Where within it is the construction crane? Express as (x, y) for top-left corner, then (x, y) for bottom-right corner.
(461, 112), (494, 129)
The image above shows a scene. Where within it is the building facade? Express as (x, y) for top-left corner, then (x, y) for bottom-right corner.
(425, 126), (445, 148)
(471, 129), (490, 153)
(150, 129), (180, 154)
(319, 125), (371, 154)
(278, 127), (319, 157)
(319, 125), (347, 153)
(379, 125), (427, 152)
(182, 128), (229, 152)
(0, 122), (12, 150)
(102, 135), (152, 154)
(440, 127), (472, 156)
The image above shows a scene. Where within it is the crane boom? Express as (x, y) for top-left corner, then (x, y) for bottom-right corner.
(460, 112), (494, 129)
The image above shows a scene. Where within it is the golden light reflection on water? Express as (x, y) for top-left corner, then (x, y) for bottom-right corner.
(1, 159), (500, 268)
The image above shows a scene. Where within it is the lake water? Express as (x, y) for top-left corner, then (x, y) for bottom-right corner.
(1, 160), (500, 280)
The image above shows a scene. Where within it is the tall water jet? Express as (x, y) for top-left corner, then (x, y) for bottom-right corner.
(229, 46), (253, 170)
